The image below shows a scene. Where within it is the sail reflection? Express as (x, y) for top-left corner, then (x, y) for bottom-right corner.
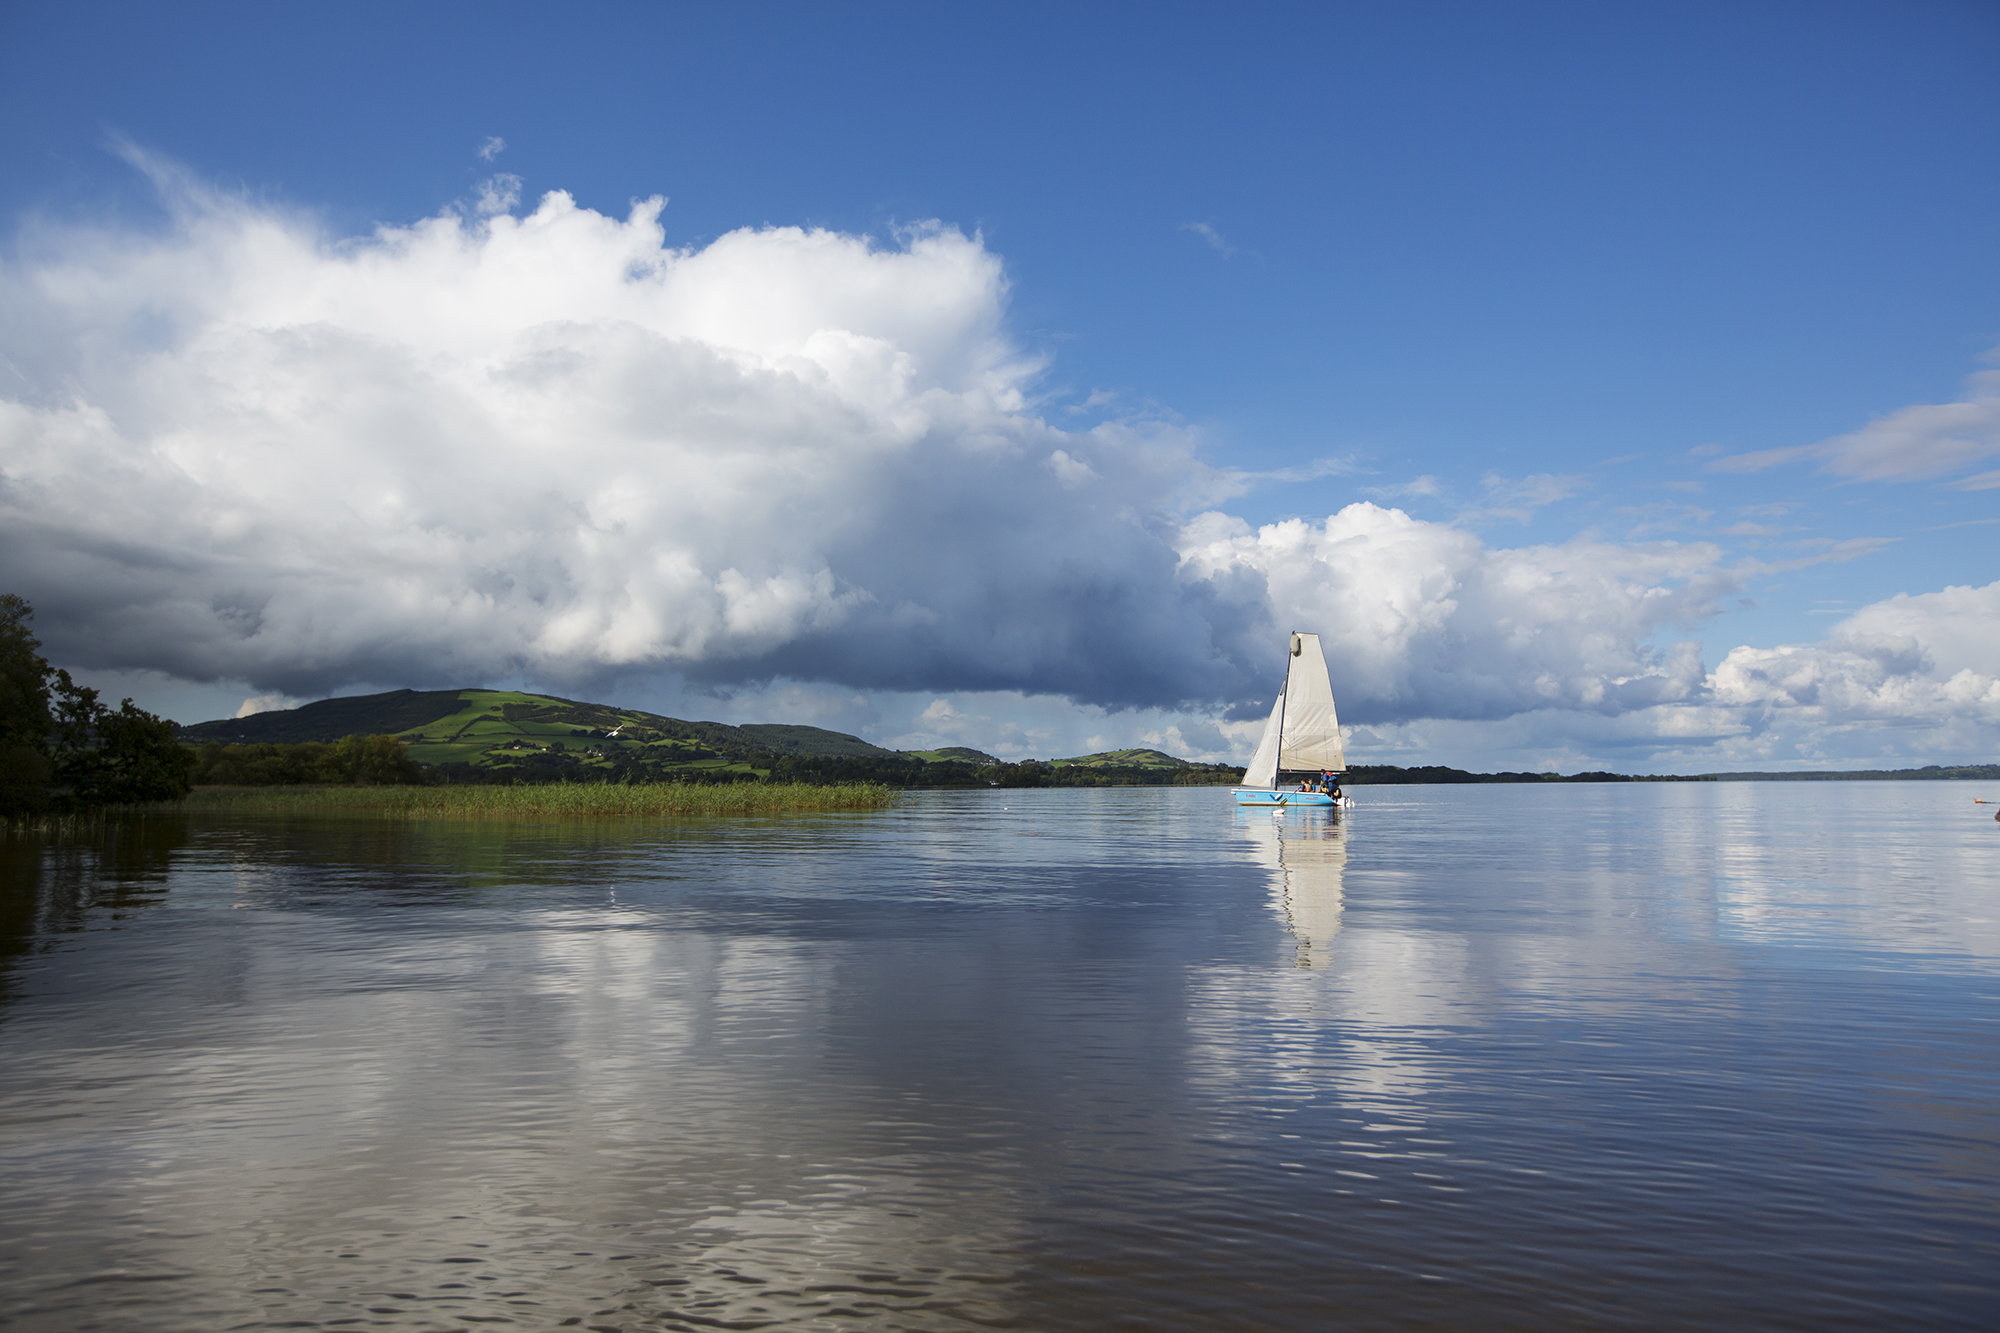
(1239, 810), (1347, 967)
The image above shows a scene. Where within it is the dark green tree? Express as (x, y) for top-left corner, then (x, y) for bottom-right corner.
(47, 670), (196, 808)
(1, 595), (196, 814)
(0, 595), (54, 817)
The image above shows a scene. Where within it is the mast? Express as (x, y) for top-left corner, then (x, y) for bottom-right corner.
(1273, 633), (1294, 784)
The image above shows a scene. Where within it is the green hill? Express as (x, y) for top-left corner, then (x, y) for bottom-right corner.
(905, 746), (1000, 765)
(181, 688), (904, 781)
(179, 689), (470, 745)
(1053, 748), (1192, 770)
(735, 724), (899, 759)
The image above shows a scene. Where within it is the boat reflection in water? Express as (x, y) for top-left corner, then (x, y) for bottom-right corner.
(1239, 809), (1347, 967)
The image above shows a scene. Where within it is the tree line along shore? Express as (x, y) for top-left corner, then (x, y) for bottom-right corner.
(182, 739), (2000, 793)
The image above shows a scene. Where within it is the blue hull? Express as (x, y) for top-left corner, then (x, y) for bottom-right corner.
(1233, 788), (1338, 807)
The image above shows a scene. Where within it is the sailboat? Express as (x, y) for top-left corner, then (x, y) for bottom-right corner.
(1233, 631), (1349, 807)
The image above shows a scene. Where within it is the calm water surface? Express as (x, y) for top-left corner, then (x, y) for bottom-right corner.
(1, 783), (1996, 1330)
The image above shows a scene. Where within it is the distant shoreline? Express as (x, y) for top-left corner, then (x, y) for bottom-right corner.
(1343, 763), (2000, 786)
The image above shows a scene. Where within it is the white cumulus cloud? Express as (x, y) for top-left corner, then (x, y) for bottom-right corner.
(1, 154), (1989, 770)
(1711, 581), (2000, 730)
(0, 158), (1260, 707)
(1175, 503), (1729, 724)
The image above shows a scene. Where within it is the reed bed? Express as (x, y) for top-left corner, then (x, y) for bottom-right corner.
(170, 781), (897, 820)
(1, 809), (121, 839)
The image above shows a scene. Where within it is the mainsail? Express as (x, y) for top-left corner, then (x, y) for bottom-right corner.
(1277, 632), (1344, 773)
(1241, 631), (1345, 789)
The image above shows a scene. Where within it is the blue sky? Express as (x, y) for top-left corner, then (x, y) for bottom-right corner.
(2, 1), (1996, 770)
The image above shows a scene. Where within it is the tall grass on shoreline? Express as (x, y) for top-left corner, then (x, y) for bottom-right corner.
(38, 781), (899, 823)
(0, 780), (900, 820)
(1, 809), (122, 839)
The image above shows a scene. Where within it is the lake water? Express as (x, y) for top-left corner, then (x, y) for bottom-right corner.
(1, 783), (1996, 1330)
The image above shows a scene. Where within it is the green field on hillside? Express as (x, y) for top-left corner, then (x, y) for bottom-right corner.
(1053, 748), (1195, 770)
(903, 746), (1000, 765)
(391, 692), (733, 772)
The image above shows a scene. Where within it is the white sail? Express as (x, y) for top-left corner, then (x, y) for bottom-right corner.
(1241, 693), (1285, 788)
(1277, 632), (1344, 773)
